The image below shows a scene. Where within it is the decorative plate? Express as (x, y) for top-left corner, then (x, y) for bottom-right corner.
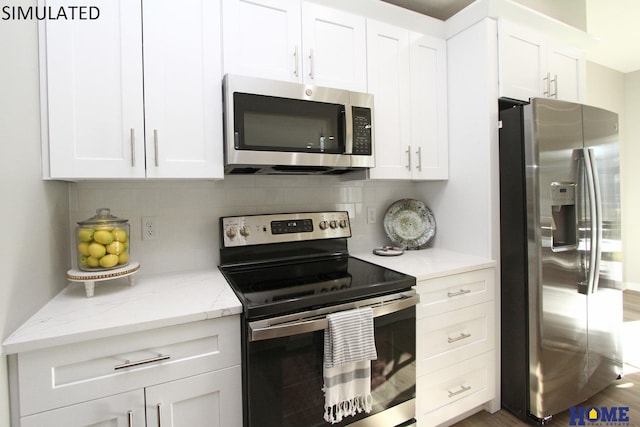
(383, 199), (436, 249)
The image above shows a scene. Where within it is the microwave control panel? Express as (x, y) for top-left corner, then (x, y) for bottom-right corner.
(352, 107), (372, 155)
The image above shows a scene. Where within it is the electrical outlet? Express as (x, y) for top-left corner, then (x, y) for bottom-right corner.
(367, 207), (376, 224)
(141, 216), (158, 240)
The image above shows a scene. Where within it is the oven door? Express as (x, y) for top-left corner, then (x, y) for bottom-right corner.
(244, 291), (418, 427)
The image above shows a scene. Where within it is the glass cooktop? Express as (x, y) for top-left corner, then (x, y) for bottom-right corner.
(219, 255), (414, 320)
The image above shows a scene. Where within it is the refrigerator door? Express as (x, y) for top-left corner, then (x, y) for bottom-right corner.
(526, 98), (589, 420)
(582, 105), (623, 398)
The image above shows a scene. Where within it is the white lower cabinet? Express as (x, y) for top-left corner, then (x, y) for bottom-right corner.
(416, 267), (497, 426)
(12, 316), (242, 426)
(21, 390), (146, 427)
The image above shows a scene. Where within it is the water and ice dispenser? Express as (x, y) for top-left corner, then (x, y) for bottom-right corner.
(550, 182), (578, 251)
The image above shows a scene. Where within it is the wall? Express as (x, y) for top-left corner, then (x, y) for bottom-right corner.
(513, 0), (587, 31)
(69, 178), (419, 272)
(623, 70), (640, 289)
(0, 2), (70, 425)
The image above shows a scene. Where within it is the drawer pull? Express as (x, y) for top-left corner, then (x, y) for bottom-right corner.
(128, 410), (133, 427)
(114, 354), (171, 370)
(447, 332), (471, 343)
(447, 289), (471, 297)
(448, 385), (471, 398)
(157, 403), (162, 427)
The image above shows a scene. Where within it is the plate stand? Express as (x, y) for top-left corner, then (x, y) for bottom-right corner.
(67, 261), (140, 297)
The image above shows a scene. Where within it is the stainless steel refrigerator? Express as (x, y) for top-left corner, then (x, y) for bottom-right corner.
(499, 97), (623, 423)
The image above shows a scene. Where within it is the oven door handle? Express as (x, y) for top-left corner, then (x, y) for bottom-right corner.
(248, 291), (419, 342)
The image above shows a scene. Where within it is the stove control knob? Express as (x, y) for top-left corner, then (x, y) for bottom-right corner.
(226, 227), (237, 239)
(319, 220), (329, 230)
(329, 220), (338, 229)
(339, 219), (347, 228)
(239, 226), (251, 237)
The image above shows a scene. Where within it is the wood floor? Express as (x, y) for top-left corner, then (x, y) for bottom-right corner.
(452, 290), (640, 426)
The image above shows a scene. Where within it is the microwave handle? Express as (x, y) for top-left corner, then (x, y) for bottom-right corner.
(344, 106), (353, 154)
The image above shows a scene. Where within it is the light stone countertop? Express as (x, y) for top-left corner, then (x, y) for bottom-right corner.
(2, 248), (494, 355)
(2, 268), (242, 355)
(352, 248), (495, 281)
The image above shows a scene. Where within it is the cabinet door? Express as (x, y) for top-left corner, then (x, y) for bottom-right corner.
(409, 32), (448, 180)
(222, 0), (301, 82)
(146, 366), (242, 427)
(301, 2), (367, 92)
(143, 0), (223, 178)
(21, 390), (145, 427)
(547, 42), (586, 103)
(498, 20), (547, 101)
(366, 20), (412, 180)
(42, 0), (145, 179)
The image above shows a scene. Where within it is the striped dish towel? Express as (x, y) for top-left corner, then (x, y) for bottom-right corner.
(323, 307), (377, 424)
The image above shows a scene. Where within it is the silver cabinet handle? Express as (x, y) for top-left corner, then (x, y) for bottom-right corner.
(406, 146), (411, 170)
(550, 74), (558, 98)
(130, 129), (136, 167)
(309, 48), (314, 79)
(128, 410), (133, 427)
(293, 45), (299, 77)
(157, 403), (162, 427)
(448, 385), (471, 397)
(447, 289), (471, 297)
(543, 72), (550, 96)
(114, 354), (170, 370)
(447, 332), (471, 343)
(416, 146), (422, 171)
(154, 129), (159, 167)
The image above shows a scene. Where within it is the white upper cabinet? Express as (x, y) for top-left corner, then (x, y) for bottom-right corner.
(222, 0), (367, 92)
(142, 0), (223, 178)
(41, 0), (145, 179)
(498, 20), (585, 103)
(222, 0), (301, 83)
(41, 0), (224, 179)
(367, 20), (448, 180)
(301, 2), (367, 92)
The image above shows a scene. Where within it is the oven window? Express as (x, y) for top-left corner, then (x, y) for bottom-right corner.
(234, 93), (345, 154)
(245, 308), (416, 427)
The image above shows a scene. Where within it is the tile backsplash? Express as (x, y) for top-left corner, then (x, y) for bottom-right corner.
(69, 176), (419, 274)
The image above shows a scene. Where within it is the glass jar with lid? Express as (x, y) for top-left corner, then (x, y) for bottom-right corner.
(76, 208), (130, 271)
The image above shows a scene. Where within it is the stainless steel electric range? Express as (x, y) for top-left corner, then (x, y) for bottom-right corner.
(218, 211), (418, 427)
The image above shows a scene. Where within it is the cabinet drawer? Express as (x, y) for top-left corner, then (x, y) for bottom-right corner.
(417, 301), (494, 376)
(417, 351), (495, 426)
(416, 268), (495, 318)
(17, 316), (240, 416)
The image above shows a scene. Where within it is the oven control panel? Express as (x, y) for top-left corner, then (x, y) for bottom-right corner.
(221, 211), (351, 247)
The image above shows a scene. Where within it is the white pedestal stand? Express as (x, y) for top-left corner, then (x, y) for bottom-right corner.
(66, 261), (140, 297)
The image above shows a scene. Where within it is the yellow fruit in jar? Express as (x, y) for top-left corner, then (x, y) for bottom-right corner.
(93, 230), (114, 245)
(88, 242), (106, 259)
(99, 254), (119, 268)
(106, 241), (124, 255)
(79, 255), (89, 266)
(86, 256), (100, 267)
(77, 228), (94, 242)
(112, 228), (128, 243)
(77, 241), (91, 256)
(118, 251), (129, 265)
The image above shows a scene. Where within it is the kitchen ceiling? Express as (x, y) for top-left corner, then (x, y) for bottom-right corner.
(382, 0), (640, 73)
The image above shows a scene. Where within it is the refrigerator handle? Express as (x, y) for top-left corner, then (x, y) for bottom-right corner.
(583, 148), (602, 294)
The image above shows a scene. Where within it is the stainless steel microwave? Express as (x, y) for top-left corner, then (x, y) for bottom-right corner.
(223, 74), (374, 175)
